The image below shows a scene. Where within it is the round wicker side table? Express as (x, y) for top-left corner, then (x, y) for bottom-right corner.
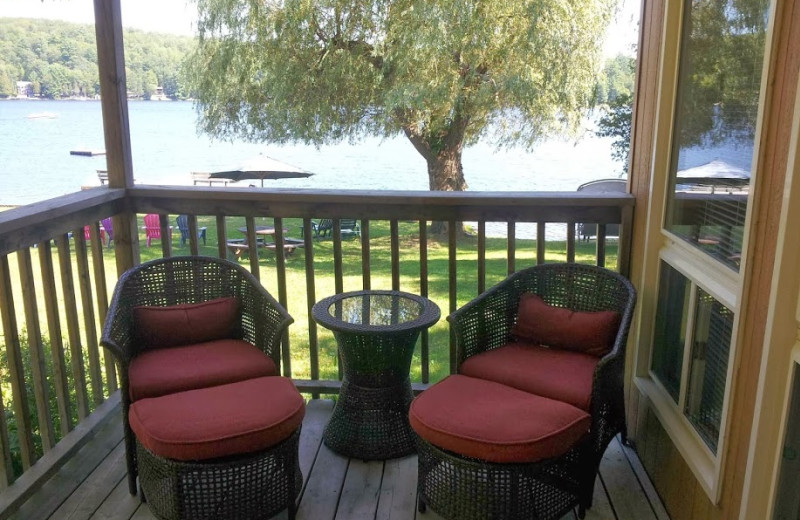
(312, 290), (440, 460)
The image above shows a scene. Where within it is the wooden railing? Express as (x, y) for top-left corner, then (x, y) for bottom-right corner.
(0, 185), (633, 498)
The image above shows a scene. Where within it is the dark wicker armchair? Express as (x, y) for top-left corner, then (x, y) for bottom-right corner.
(413, 263), (636, 519)
(101, 256), (293, 497)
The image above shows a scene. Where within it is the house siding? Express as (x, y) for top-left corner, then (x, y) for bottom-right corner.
(628, 0), (800, 518)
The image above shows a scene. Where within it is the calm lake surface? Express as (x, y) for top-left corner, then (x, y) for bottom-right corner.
(0, 100), (625, 208)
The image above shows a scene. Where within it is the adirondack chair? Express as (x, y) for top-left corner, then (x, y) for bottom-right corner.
(339, 219), (361, 239)
(142, 213), (172, 247)
(83, 224), (106, 246)
(176, 214), (207, 247)
(308, 219), (333, 238)
(307, 218), (360, 239)
(101, 217), (114, 249)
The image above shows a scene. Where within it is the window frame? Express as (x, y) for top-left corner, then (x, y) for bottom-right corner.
(633, 0), (775, 502)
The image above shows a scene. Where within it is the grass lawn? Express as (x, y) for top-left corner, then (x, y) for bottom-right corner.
(133, 215), (618, 384)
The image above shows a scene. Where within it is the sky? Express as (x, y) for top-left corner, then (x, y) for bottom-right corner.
(0, 0), (197, 36)
(0, 0), (640, 57)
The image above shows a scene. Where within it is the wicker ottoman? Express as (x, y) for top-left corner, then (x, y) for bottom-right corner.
(129, 376), (305, 520)
(410, 375), (592, 520)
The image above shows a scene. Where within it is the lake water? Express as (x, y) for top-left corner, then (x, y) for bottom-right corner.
(0, 100), (626, 208)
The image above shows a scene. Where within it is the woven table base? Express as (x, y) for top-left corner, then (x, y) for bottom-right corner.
(415, 436), (583, 520)
(324, 378), (415, 460)
(136, 428), (302, 520)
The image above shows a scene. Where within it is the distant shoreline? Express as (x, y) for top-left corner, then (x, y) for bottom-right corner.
(1, 97), (189, 102)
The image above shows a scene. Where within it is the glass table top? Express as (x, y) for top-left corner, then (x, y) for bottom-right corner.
(329, 293), (424, 326)
(313, 290), (440, 332)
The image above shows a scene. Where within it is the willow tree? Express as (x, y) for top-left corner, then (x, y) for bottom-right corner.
(187, 0), (616, 192)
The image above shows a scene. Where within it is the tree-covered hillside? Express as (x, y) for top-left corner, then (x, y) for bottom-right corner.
(0, 18), (195, 99)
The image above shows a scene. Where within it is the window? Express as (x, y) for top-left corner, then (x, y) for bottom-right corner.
(664, 0), (769, 272)
(641, 0), (771, 496)
(651, 263), (734, 455)
(652, 262), (690, 402)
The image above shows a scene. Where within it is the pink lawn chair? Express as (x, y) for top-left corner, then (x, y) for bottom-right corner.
(142, 214), (172, 247)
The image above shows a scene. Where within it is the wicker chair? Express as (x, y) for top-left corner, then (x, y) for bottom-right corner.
(413, 263), (636, 520)
(101, 256), (296, 518)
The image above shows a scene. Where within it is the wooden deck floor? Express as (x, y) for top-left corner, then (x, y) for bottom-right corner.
(8, 399), (669, 520)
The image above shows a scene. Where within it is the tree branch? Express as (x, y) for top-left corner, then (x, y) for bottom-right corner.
(328, 36), (384, 69)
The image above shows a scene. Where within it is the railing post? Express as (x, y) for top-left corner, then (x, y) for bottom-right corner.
(94, 0), (139, 274)
(619, 205), (634, 277)
(0, 256), (35, 471)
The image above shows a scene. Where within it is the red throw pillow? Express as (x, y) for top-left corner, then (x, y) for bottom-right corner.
(511, 293), (620, 357)
(134, 297), (239, 348)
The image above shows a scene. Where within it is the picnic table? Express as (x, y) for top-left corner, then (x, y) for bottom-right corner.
(226, 226), (304, 259)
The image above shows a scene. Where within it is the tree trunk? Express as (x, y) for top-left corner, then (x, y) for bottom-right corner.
(399, 121), (469, 235)
(427, 146), (467, 192)
(427, 147), (467, 234)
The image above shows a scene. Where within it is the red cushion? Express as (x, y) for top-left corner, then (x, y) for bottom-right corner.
(511, 293), (621, 357)
(410, 375), (590, 463)
(134, 297), (239, 349)
(128, 339), (277, 401)
(459, 342), (599, 411)
(130, 376), (305, 461)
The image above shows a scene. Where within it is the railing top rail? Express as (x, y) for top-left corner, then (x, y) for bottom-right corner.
(128, 186), (634, 222)
(0, 185), (635, 256)
(0, 188), (127, 256)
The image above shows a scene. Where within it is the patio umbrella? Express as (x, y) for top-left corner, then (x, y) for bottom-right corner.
(676, 159), (750, 188)
(208, 155), (313, 187)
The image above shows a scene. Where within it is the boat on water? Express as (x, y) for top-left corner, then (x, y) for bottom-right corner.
(27, 112), (59, 119)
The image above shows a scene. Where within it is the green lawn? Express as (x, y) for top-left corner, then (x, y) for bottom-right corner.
(134, 215), (618, 383)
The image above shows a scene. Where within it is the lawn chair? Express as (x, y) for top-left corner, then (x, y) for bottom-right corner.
(311, 219), (334, 238)
(101, 217), (114, 249)
(576, 179), (626, 240)
(142, 213), (173, 248)
(303, 218), (360, 239)
(339, 219), (361, 239)
(83, 224), (106, 246)
(176, 214), (207, 247)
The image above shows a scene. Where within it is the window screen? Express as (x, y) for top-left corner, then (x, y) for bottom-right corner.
(684, 289), (733, 454)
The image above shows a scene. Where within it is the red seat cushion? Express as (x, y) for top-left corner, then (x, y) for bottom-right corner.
(511, 293), (620, 357)
(410, 375), (590, 463)
(130, 376), (305, 461)
(129, 339), (277, 401)
(134, 297), (239, 349)
(459, 342), (599, 411)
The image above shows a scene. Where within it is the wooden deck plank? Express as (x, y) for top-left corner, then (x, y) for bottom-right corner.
(376, 455), (418, 520)
(50, 441), (126, 519)
(298, 399), (333, 496)
(585, 475), (616, 520)
(1, 401), (668, 520)
(88, 478), (140, 520)
(599, 437), (660, 520)
(334, 459), (384, 519)
(10, 411), (122, 520)
(130, 504), (158, 520)
(295, 443), (349, 520)
(620, 438), (670, 520)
